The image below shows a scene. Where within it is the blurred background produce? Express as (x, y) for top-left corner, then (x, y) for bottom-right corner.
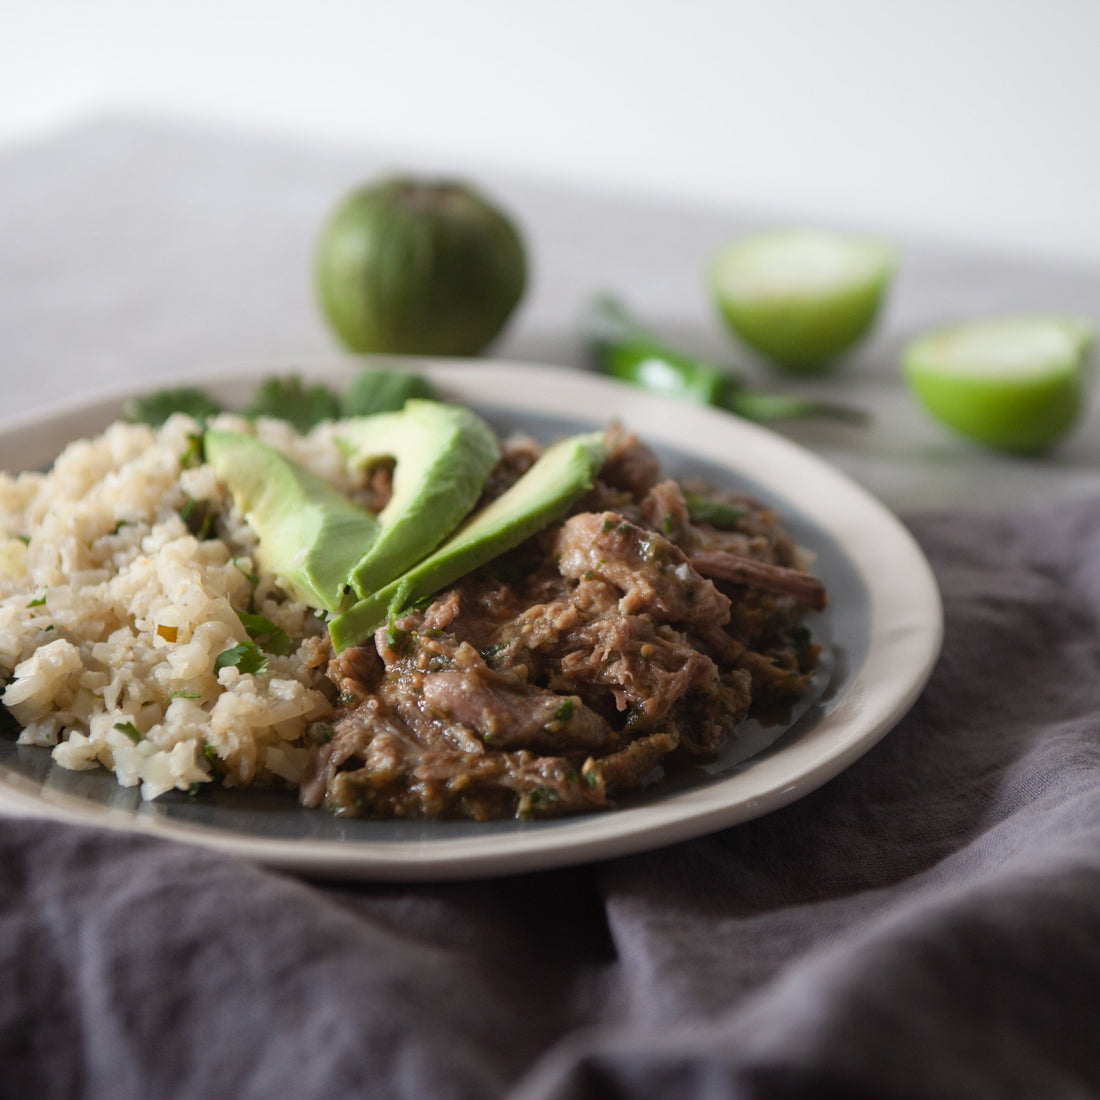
(3, 0), (1100, 512)
(315, 178), (526, 356)
(708, 230), (895, 372)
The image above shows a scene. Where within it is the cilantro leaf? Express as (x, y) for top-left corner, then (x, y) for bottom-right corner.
(340, 369), (437, 417)
(113, 721), (143, 744)
(123, 388), (224, 428)
(245, 375), (341, 432)
(553, 699), (575, 723)
(166, 690), (201, 704)
(214, 641), (269, 676)
(235, 610), (292, 655)
(232, 557), (259, 586)
(180, 495), (217, 540)
(682, 492), (746, 528)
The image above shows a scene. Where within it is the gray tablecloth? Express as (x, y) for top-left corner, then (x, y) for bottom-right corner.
(2, 119), (1099, 1099)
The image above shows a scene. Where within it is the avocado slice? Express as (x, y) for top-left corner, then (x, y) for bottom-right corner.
(337, 400), (500, 599)
(204, 430), (379, 613)
(329, 431), (606, 652)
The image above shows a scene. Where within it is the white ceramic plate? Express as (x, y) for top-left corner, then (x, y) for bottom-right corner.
(0, 360), (942, 879)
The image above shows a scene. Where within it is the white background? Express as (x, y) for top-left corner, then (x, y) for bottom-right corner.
(4, 0), (1099, 262)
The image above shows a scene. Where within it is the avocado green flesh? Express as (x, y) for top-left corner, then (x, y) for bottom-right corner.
(204, 430), (379, 613)
(338, 400), (501, 599)
(329, 431), (606, 652)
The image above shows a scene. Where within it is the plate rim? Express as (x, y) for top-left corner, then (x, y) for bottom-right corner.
(0, 358), (944, 879)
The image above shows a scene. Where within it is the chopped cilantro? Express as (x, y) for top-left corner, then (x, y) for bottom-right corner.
(113, 721), (143, 744)
(123, 387), (224, 428)
(26, 593), (46, 608)
(180, 495), (217, 540)
(166, 690), (201, 704)
(235, 610), (292, 655)
(340, 369), (437, 417)
(15, 535), (30, 546)
(232, 557), (260, 586)
(553, 699), (575, 723)
(662, 513), (675, 534)
(528, 787), (559, 808)
(214, 641), (269, 676)
(683, 492), (746, 528)
(385, 617), (410, 652)
(180, 432), (205, 467)
(245, 374), (340, 432)
(601, 517), (616, 533)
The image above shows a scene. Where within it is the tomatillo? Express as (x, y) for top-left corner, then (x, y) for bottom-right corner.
(316, 177), (527, 356)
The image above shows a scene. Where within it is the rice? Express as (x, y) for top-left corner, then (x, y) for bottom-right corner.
(0, 413), (347, 799)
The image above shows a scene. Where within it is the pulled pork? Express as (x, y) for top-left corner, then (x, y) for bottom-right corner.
(301, 428), (825, 821)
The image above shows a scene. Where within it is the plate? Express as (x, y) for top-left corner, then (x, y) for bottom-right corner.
(0, 360), (942, 879)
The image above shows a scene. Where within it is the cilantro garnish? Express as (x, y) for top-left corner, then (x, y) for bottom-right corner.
(235, 610), (292, 655)
(340, 369), (437, 417)
(123, 387), (224, 428)
(553, 699), (575, 723)
(232, 557), (259, 586)
(166, 690), (201, 705)
(245, 375), (341, 432)
(214, 641), (269, 676)
(113, 721), (143, 744)
(683, 492), (746, 528)
(180, 495), (217, 540)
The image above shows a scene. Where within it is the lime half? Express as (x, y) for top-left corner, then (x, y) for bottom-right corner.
(902, 316), (1095, 453)
(710, 229), (895, 372)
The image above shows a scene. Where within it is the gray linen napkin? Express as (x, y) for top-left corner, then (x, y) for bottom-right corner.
(3, 494), (1099, 1100)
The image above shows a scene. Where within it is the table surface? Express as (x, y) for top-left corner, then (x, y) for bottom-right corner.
(2, 116), (1100, 515)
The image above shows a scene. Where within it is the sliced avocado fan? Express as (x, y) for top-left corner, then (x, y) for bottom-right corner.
(329, 431), (606, 652)
(204, 430), (379, 613)
(337, 400), (500, 599)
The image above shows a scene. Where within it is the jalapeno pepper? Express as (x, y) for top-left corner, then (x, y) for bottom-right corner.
(583, 295), (867, 425)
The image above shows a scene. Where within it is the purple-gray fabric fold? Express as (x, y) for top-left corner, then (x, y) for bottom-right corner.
(3, 498), (1100, 1099)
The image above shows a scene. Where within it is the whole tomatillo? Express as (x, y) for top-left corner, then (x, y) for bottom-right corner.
(315, 177), (527, 357)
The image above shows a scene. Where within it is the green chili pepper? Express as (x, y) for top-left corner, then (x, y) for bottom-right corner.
(583, 295), (867, 425)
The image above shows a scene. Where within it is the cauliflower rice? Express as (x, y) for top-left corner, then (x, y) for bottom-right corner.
(0, 413), (352, 799)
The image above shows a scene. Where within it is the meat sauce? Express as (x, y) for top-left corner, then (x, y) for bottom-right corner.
(301, 429), (826, 820)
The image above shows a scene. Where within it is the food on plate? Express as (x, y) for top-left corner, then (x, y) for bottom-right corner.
(337, 401), (501, 598)
(204, 429), (381, 612)
(584, 295), (867, 424)
(901, 315), (1096, 453)
(315, 176), (527, 356)
(327, 429), (607, 653)
(0, 379), (827, 820)
(709, 229), (895, 371)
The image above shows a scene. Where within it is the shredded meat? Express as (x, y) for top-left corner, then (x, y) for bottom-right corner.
(691, 550), (828, 611)
(303, 426), (827, 821)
